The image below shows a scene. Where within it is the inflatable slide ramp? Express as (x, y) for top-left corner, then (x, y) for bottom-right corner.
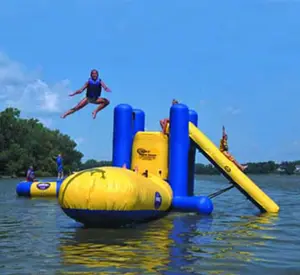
(188, 122), (279, 213)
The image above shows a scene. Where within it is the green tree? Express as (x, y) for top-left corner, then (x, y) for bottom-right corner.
(80, 159), (112, 170)
(0, 108), (83, 177)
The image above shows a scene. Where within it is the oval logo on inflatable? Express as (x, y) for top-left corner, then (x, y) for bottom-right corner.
(224, 166), (231, 173)
(137, 148), (149, 155)
(37, 182), (51, 190)
(154, 192), (162, 209)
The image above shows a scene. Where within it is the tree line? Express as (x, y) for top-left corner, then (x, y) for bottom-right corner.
(81, 160), (300, 175)
(0, 107), (298, 178)
(0, 108), (83, 177)
(194, 161), (300, 175)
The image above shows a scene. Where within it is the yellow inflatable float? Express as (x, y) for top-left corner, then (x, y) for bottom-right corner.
(58, 166), (173, 227)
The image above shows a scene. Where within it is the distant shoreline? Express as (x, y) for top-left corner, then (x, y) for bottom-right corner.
(2, 172), (299, 180)
(2, 107), (299, 179)
(195, 172), (300, 176)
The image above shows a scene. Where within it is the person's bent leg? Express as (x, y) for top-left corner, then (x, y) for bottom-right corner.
(223, 151), (247, 171)
(160, 119), (169, 134)
(162, 120), (169, 134)
(61, 98), (88, 118)
(92, 98), (110, 119)
(231, 157), (248, 171)
(58, 166), (64, 179)
(160, 120), (164, 129)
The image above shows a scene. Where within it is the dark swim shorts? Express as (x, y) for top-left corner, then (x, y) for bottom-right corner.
(87, 97), (98, 103)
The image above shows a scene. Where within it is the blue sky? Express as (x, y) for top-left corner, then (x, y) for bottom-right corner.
(0, 0), (299, 163)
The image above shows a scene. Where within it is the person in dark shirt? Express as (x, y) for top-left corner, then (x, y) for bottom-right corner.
(56, 154), (64, 180)
(61, 69), (112, 119)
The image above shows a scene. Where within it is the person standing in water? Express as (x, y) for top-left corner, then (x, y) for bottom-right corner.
(220, 126), (248, 171)
(61, 69), (112, 119)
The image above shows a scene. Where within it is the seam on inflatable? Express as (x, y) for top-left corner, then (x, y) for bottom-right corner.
(87, 175), (97, 209)
(60, 169), (92, 205)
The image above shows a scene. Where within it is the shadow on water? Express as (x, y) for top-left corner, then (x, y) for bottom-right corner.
(56, 212), (279, 275)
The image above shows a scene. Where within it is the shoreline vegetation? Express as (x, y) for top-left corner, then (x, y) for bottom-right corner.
(79, 160), (300, 176)
(0, 107), (299, 179)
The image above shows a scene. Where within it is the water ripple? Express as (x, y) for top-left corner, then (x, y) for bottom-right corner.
(0, 176), (300, 274)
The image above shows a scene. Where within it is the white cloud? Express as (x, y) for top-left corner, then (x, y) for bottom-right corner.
(225, 106), (241, 115)
(37, 117), (53, 128)
(75, 137), (84, 146)
(0, 52), (71, 114)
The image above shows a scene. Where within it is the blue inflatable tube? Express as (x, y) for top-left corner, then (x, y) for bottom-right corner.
(133, 108), (145, 136)
(172, 196), (213, 215)
(188, 109), (198, 196)
(112, 104), (133, 168)
(169, 104), (190, 197)
(16, 179), (64, 197)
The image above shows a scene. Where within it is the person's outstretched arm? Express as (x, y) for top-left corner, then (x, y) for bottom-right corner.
(69, 82), (88, 96)
(100, 80), (112, 92)
(222, 126), (226, 137)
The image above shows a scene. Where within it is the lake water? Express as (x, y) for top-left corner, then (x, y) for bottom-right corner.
(0, 174), (299, 275)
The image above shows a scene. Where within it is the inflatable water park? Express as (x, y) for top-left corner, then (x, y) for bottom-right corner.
(16, 103), (280, 227)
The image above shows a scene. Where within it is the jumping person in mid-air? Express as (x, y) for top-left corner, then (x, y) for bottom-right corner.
(220, 126), (248, 171)
(61, 69), (112, 119)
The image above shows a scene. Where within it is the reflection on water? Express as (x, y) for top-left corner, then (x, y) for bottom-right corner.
(175, 213), (279, 275)
(59, 214), (211, 274)
(59, 218), (173, 274)
(58, 213), (279, 275)
(0, 176), (300, 274)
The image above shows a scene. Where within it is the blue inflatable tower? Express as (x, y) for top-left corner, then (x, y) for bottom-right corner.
(188, 110), (198, 196)
(112, 103), (213, 215)
(169, 104), (213, 215)
(112, 104), (145, 167)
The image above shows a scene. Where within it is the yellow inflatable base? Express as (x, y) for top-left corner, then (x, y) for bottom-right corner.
(58, 166), (173, 227)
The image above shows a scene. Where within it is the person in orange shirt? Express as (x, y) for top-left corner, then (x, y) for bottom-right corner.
(220, 126), (248, 171)
(160, 99), (179, 134)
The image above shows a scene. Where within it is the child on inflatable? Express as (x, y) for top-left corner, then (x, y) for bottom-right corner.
(220, 126), (248, 171)
(160, 99), (179, 134)
(26, 166), (36, 182)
